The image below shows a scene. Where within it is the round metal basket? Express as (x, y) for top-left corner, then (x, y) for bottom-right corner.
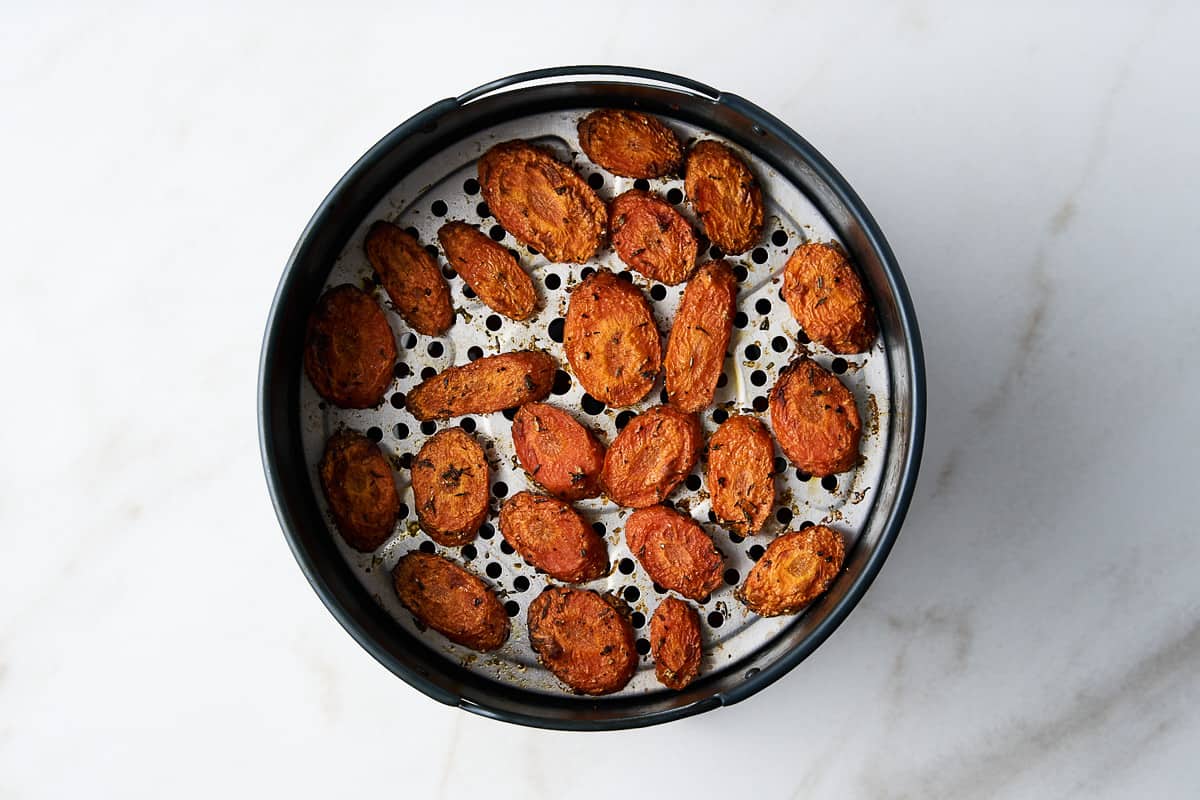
(259, 65), (925, 730)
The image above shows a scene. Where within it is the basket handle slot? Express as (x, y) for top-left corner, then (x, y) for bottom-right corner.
(456, 65), (721, 105)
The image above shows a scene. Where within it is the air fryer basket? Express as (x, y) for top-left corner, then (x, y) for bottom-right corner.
(259, 66), (925, 730)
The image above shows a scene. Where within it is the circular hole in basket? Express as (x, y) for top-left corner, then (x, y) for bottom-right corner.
(748, 544), (765, 561)
(685, 474), (702, 491)
(390, 392), (405, 409)
(776, 507), (793, 525)
(366, 426), (382, 442)
(581, 394), (605, 415)
(459, 417), (476, 434)
(733, 264), (748, 282)
(486, 562), (502, 579)
(393, 422), (409, 440)
(467, 345), (483, 361)
(624, 586), (640, 603)
(755, 298), (772, 315)
(420, 366), (436, 380)
(723, 568), (740, 586)
(463, 178), (480, 195)
(504, 600), (520, 617)
(552, 370), (572, 395)
(630, 611), (645, 629)
(750, 370), (767, 387)
(588, 173), (604, 190)
(461, 544), (477, 560)
(733, 311), (748, 329)
(831, 357), (848, 374)
(419, 540), (436, 554)
(431, 199), (447, 217)
(544, 273), (561, 291)
(615, 410), (635, 430)
(821, 475), (837, 491)
(476, 201), (490, 217)
(650, 284), (667, 301)
(489, 225), (506, 241)
(547, 317), (565, 343)
(752, 247), (768, 264)
(771, 335), (789, 353)
(636, 638), (651, 655)
(771, 230), (788, 247)
(667, 188), (683, 204)
(707, 611), (724, 628)
(633, 178), (650, 191)
(492, 481), (509, 498)
(618, 557), (635, 575)
(427, 341), (444, 358)
(420, 420), (437, 435)
(513, 575), (530, 592)
(485, 314), (502, 332)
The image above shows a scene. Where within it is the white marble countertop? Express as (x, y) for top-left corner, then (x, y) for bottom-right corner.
(3, 2), (1198, 797)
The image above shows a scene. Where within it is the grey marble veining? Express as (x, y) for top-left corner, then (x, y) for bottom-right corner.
(1, 1), (1198, 798)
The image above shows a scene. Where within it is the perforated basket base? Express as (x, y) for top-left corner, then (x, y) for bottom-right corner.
(299, 109), (890, 697)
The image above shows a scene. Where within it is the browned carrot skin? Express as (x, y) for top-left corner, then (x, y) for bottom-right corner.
(410, 428), (489, 546)
(364, 221), (453, 336)
(665, 260), (737, 413)
(563, 269), (661, 408)
(707, 415), (775, 536)
(393, 552), (509, 651)
(781, 242), (877, 354)
(769, 357), (861, 477)
(477, 140), (606, 264)
(528, 586), (638, 695)
(684, 140), (764, 255)
(303, 284), (397, 409)
(499, 491), (608, 583)
(318, 429), (400, 552)
(578, 109), (683, 179)
(405, 350), (556, 421)
(438, 221), (537, 321)
(511, 403), (605, 501)
(625, 505), (724, 601)
(601, 405), (702, 508)
(609, 190), (698, 286)
(650, 597), (703, 689)
(737, 526), (845, 616)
